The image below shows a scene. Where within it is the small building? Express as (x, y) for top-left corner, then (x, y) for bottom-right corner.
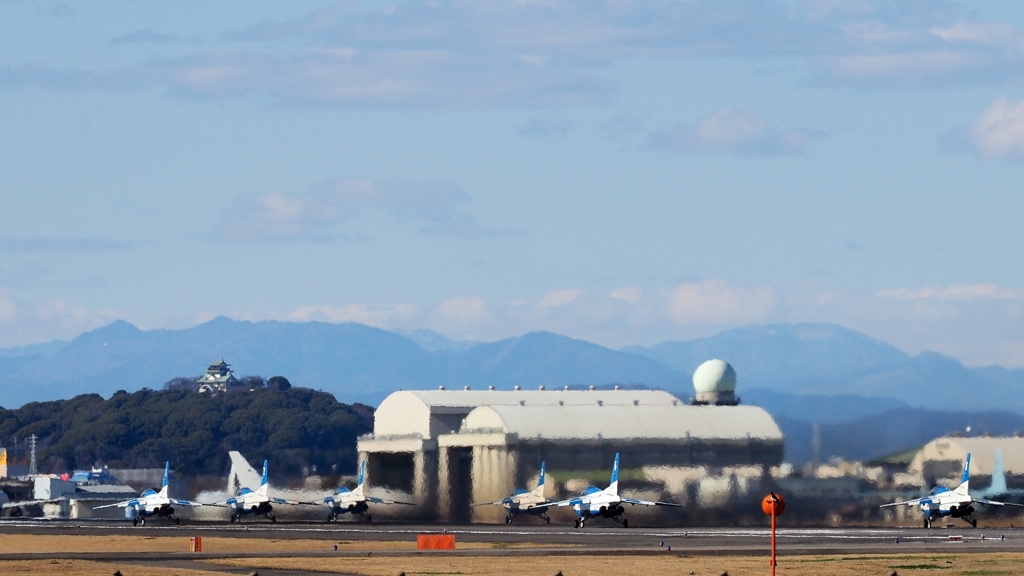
(197, 359), (239, 394)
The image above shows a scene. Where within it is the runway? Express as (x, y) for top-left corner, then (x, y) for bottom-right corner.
(2, 519), (1023, 556)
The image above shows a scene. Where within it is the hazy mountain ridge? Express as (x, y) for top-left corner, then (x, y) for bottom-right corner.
(777, 408), (1024, 465)
(2, 319), (1023, 423)
(0, 318), (685, 408)
(625, 323), (1024, 413)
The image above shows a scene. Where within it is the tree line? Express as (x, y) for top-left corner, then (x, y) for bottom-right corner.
(0, 387), (374, 479)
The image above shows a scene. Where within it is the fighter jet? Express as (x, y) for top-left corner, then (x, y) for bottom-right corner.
(546, 453), (681, 528)
(312, 459), (414, 522)
(93, 462), (200, 526)
(882, 453), (1024, 528)
(212, 459), (300, 523)
(471, 461), (553, 524)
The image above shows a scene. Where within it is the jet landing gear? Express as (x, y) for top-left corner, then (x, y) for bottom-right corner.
(574, 517), (585, 529)
(132, 516), (146, 527)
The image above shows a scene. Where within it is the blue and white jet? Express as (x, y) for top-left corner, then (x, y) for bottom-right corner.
(313, 460), (414, 523)
(93, 462), (201, 526)
(212, 460), (300, 523)
(547, 453), (681, 528)
(471, 461), (553, 524)
(882, 453), (1024, 528)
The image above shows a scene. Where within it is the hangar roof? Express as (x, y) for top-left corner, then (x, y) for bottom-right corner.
(373, 389), (684, 440)
(909, 436), (1024, 476)
(460, 404), (783, 442)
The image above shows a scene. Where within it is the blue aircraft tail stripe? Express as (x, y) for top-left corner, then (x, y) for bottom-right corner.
(539, 461), (546, 488)
(962, 453), (972, 484)
(261, 460), (269, 486)
(162, 461), (169, 488)
(358, 460), (366, 487)
(611, 453), (620, 484)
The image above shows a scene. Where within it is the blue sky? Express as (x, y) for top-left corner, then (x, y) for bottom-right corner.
(1, 0), (1024, 366)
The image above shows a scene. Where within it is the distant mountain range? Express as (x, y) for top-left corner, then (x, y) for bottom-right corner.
(2, 319), (1023, 464)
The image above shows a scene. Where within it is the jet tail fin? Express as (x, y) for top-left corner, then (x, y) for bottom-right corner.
(353, 460), (367, 497)
(530, 461), (547, 498)
(254, 460), (269, 497)
(159, 461), (170, 496)
(955, 453), (972, 495)
(608, 453), (620, 496)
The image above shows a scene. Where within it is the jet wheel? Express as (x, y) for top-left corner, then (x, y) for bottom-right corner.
(972, 519), (978, 528)
(175, 517), (180, 525)
(139, 517), (146, 527)
(505, 515), (512, 524)
(270, 515), (277, 523)
(366, 514), (372, 523)
(545, 516), (551, 525)
(132, 518), (138, 527)
(622, 519), (629, 528)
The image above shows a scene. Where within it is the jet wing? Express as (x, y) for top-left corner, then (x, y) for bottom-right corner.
(880, 498), (924, 508)
(547, 497), (585, 508)
(470, 499), (507, 507)
(366, 496), (416, 505)
(168, 498), (203, 507)
(620, 497), (682, 507)
(269, 497), (302, 505)
(92, 499), (135, 510)
(975, 498), (1024, 507)
(520, 501), (553, 510)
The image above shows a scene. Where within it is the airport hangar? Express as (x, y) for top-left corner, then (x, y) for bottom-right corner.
(357, 360), (784, 522)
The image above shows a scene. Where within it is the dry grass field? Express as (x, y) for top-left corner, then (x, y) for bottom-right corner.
(211, 552), (1024, 576)
(3, 534), (1024, 575)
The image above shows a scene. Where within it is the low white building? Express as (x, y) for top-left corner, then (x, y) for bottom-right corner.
(358, 361), (784, 522)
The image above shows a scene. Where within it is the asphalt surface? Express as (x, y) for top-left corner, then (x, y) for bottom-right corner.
(2, 520), (1024, 575)
(2, 518), (1024, 554)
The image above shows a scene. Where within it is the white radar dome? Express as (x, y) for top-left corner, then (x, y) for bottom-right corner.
(692, 359), (737, 394)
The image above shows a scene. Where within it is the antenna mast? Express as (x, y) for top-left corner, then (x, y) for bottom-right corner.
(28, 434), (37, 475)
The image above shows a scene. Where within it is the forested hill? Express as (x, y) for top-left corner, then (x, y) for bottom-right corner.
(0, 388), (374, 479)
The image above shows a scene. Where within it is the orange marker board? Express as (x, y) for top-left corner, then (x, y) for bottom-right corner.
(417, 534), (456, 550)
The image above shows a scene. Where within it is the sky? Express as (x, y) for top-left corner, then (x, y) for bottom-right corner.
(1, 0), (1024, 366)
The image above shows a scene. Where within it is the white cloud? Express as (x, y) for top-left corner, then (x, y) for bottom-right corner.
(877, 284), (1024, 302)
(220, 177), (490, 242)
(608, 286), (643, 305)
(431, 296), (496, 336)
(6, 1), (1024, 107)
(537, 288), (584, 309)
(286, 303), (415, 326)
(814, 51), (983, 86)
(0, 288), (119, 347)
(946, 97), (1024, 160)
(666, 280), (778, 325)
(648, 109), (808, 156)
